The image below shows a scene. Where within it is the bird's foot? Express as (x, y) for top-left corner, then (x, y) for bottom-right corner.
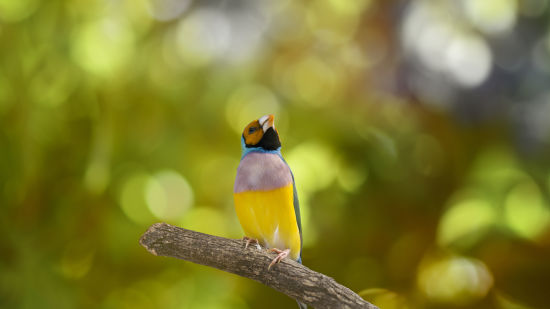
(268, 248), (290, 270)
(242, 236), (261, 250)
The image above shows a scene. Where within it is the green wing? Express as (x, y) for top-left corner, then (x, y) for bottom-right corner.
(291, 172), (303, 264)
(280, 155), (303, 263)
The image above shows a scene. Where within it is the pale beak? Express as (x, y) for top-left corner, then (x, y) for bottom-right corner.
(259, 114), (275, 132)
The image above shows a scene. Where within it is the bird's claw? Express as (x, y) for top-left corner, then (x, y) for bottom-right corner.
(268, 248), (290, 270)
(242, 236), (261, 250)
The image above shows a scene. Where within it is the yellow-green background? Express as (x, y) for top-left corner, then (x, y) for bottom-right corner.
(1, 0), (550, 308)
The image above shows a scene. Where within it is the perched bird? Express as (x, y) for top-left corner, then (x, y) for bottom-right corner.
(234, 114), (306, 308)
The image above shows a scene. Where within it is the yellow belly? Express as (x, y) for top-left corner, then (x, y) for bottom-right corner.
(234, 183), (301, 260)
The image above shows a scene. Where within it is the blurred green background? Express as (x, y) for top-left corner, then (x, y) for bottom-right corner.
(1, 0), (550, 308)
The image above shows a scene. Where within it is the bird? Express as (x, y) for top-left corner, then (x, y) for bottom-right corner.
(234, 114), (306, 309)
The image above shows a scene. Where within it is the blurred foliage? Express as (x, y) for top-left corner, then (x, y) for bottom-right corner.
(1, 0), (550, 308)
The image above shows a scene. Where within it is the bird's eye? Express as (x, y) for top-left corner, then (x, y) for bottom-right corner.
(248, 127), (258, 134)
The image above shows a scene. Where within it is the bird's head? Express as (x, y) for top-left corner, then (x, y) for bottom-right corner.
(241, 114), (281, 155)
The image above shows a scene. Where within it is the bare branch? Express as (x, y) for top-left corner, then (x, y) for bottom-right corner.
(139, 223), (379, 309)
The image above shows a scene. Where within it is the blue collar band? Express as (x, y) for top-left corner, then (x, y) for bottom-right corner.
(241, 136), (281, 159)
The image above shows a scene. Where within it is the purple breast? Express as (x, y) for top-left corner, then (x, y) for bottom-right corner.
(234, 152), (293, 193)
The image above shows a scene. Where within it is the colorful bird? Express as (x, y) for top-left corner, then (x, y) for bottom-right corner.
(234, 114), (306, 308)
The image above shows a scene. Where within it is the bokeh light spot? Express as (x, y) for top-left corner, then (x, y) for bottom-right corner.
(306, 0), (366, 44)
(287, 141), (337, 193)
(71, 17), (135, 77)
(359, 288), (409, 309)
(181, 206), (228, 237)
(294, 188), (317, 247)
(418, 254), (493, 305)
(0, 0), (39, 23)
(505, 181), (550, 240)
(118, 172), (155, 225)
(464, 0), (517, 35)
(416, 25), (454, 73)
(327, 0), (371, 16)
(146, 0), (191, 22)
(176, 8), (231, 66)
(445, 34), (492, 88)
(146, 170), (194, 222)
(337, 163), (367, 192)
(225, 84), (280, 134)
(286, 142), (336, 247)
(468, 147), (525, 188)
(437, 198), (496, 248)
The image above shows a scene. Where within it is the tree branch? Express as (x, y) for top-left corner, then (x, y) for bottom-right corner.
(139, 223), (379, 309)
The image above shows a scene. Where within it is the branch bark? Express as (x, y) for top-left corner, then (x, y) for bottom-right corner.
(139, 223), (379, 309)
